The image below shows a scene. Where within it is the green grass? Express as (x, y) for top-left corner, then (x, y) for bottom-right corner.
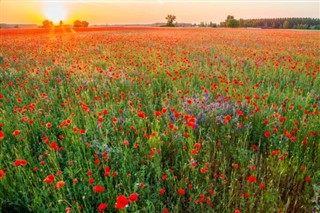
(0, 28), (319, 213)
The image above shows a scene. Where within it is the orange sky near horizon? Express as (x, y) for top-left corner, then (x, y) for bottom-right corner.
(1, 0), (319, 25)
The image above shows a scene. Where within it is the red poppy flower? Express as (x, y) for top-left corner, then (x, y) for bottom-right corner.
(88, 178), (94, 185)
(247, 175), (256, 183)
(0, 131), (4, 140)
(159, 189), (165, 195)
(279, 117), (286, 122)
(128, 193), (139, 202)
(162, 108), (167, 114)
(194, 143), (201, 149)
(0, 169), (5, 178)
(223, 115), (232, 124)
(183, 133), (189, 138)
(12, 130), (20, 136)
(115, 195), (129, 210)
(98, 203), (108, 212)
(236, 110), (244, 116)
(191, 149), (198, 155)
(93, 185), (105, 193)
(50, 142), (58, 151)
(224, 115), (231, 121)
(44, 174), (55, 184)
(154, 111), (161, 116)
(104, 166), (110, 176)
(260, 182), (266, 189)
(139, 183), (145, 188)
(178, 189), (185, 195)
(14, 159), (27, 167)
(54, 181), (65, 189)
(137, 111), (146, 118)
(264, 131), (271, 137)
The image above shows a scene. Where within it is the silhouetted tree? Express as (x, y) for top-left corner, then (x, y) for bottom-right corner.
(73, 20), (89, 27)
(165, 15), (176, 27)
(73, 20), (82, 27)
(81, 21), (89, 27)
(42, 20), (54, 28)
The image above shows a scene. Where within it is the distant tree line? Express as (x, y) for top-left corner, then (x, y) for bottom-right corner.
(196, 22), (218, 28)
(238, 17), (320, 29)
(195, 16), (320, 29)
(219, 16), (320, 29)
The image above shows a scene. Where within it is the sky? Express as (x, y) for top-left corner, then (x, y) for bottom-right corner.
(1, 0), (319, 25)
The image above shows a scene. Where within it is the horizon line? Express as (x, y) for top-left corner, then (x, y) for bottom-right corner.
(2, 0), (320, 2)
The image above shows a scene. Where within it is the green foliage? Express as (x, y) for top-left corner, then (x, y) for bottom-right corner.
(283, 20), (289, 29)
(238, 17), (320, 29)
(227, 19), (240, 28)
(225, 15), (240, 28)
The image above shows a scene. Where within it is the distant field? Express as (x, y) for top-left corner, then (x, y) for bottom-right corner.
(0, 28), (319, 213)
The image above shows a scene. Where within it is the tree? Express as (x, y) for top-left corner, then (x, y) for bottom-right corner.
(209, 22), (217, 27)
(42, 20), (53, 28)
(73, 20), (89, 28)
(81, 21), (89, 27)
(239, 19), (245, 27)
(226, 17), (320, 30)
(199, 22), (205, 27)
(59, 20), (63, 27)
(220, 22), (226, 27)
(227, 15), (234, 20)
(227, 19), (239, 28)
(283, 20), (289, 29)
(73, 20), (82, 27)
(165, 15), (176, 27)
(225, 15), (239, 28)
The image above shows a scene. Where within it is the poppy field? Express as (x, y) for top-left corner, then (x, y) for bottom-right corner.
(0, 27), (319, 213)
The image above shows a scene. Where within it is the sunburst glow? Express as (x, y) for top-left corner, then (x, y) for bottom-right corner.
(44, 3), (67, 23)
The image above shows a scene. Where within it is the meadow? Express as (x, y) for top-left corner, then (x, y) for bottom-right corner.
(0, 27), (319, 213)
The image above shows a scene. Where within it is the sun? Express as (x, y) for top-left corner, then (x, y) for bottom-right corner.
(44, 3), (67, 24)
